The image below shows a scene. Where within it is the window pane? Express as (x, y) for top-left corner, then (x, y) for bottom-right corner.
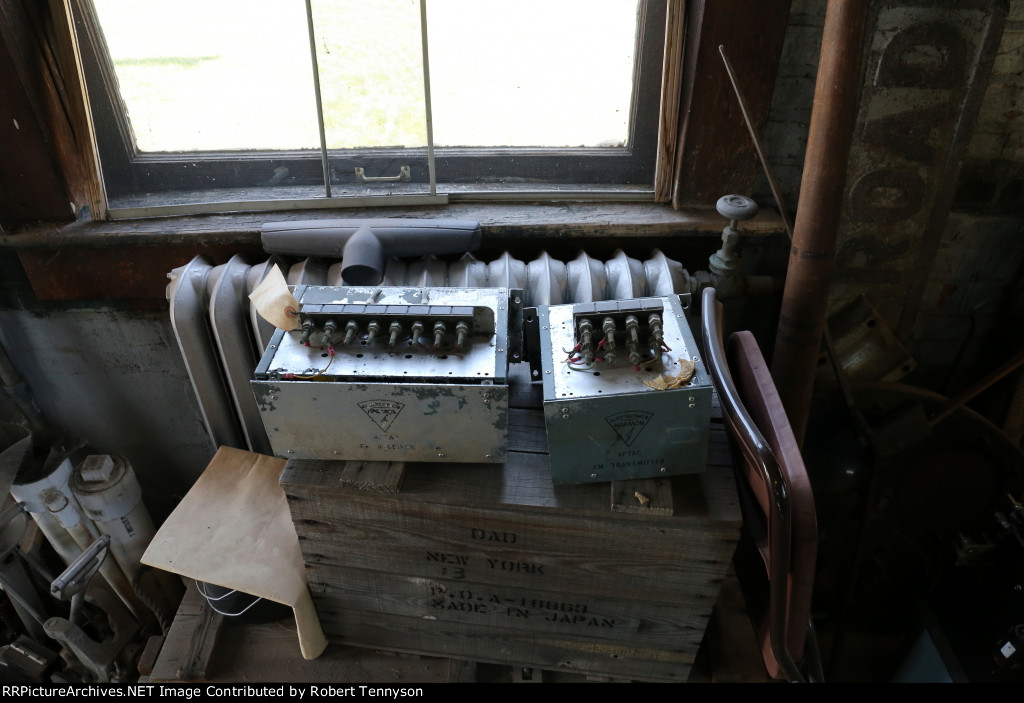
(93, 0), (320, 152)
(312, 0), (428, 150)
(81, 0), (660, 206)
(428, 0), (639, 148)
(94, 0), (639, 154)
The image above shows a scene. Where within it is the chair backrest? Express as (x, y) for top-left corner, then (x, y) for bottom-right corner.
(701, 286), (821, 682)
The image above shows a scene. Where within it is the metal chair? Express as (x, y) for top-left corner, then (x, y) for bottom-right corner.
(701, 286), (824, 682)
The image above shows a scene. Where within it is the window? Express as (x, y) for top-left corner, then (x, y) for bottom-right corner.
(72, 0), (668, 217)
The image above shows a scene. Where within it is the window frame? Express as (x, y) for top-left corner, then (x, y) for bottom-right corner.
(74, 0), (668, 209)
(0, 0), (794, 229)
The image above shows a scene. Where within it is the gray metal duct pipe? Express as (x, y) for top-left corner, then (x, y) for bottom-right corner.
(261, 219), (482, 286)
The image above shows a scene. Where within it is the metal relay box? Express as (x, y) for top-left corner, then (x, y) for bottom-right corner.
(537, 295), (713, 484)
(252, 286), (521, 464)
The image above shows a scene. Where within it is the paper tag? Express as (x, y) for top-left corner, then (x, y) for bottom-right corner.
(249, 264), (301, 331)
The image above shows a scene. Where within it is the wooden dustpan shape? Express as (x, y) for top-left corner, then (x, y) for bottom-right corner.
(142, 446), (327, 660)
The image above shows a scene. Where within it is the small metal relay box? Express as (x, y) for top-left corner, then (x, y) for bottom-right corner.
(252, 286), (521, 463)
(536, 295), (713, 484)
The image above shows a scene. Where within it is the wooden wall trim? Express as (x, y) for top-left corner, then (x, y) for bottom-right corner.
(654, 0), (687, 203)
(671, 0), (793, 210)
(0, 0), (79, 227)
(51, 0), (106, 220)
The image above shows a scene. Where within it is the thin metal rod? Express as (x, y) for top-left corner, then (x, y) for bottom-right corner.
(419, 0), (437, 196)
(304, 0), (332, 198)
(928, 349), (1024, 427)
(719, 44), (793, 243)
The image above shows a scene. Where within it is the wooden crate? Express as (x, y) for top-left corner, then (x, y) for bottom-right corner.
(280, 379), (741, 683)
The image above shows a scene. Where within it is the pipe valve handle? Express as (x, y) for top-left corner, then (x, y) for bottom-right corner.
(716, 194), (759, 222)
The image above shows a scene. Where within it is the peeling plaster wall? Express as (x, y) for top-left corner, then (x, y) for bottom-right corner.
(0, 303), (215, 522)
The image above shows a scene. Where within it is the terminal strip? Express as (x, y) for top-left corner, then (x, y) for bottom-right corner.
(567, 298), (669, 370)
(296, 304), (488, 354)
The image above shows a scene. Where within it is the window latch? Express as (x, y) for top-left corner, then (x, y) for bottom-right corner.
(354, 166), (411, 183)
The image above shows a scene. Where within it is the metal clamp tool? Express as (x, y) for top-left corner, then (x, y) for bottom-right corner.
(43, 536), (142, 683)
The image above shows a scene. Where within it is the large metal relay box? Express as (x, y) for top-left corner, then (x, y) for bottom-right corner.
(252, 286), (521, 463)
(536, 295), (713, 484)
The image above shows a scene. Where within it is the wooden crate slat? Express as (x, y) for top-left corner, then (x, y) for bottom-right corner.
(290, 501), (735, 602)
(300, 539), (732, 606)
(306, 567), (712, 646)
(283, 448), (738, 523)
(610, 477), (675, 515)
(339, 460), (406, 492)
(312, 607), (696, 683)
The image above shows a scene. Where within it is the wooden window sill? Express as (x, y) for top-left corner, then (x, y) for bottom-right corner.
(1, 202), (784, 303)
(2, 202), (783, 249)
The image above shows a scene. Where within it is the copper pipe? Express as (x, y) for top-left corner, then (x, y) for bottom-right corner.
(771, 0), (869, 446)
